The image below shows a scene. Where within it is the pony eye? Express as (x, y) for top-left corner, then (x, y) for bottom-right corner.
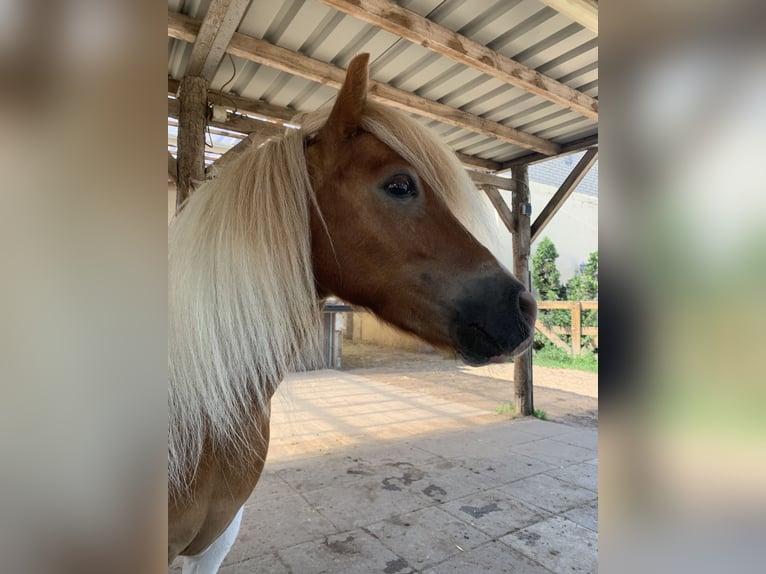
(382, 174), (418, 198)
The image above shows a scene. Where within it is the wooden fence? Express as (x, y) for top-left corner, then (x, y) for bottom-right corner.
(535, 300), (598, 356)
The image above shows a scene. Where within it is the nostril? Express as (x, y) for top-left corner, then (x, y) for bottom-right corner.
(518, 291), (538, 328)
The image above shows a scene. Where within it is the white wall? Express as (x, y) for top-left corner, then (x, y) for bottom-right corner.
(530, 183), (598, 282)
(491, 184), (598, 283)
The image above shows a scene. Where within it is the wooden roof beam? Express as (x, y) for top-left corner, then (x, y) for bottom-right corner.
(169, 78), (294, 124)
(168, 10), (560, 156)
(537, 0), (598, 35)
(530, 148), (598, 243)
(186, 0), (252, 81)
(457, 153), (501, 172)
(479, 184), (516, 235)
(469, 171), (517, 190)
(317, 0), (598, 121)
(168, 88), (501, 171)
(498, 133), (598, 170)
(167, 97), (285, 138)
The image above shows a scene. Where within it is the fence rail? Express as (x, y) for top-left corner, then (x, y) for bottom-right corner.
(536, 300), (598, 356)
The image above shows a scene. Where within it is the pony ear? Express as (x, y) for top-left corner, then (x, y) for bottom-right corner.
(322, 53), (370, 141)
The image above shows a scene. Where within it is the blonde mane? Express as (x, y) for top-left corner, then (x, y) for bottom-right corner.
(168, 101), (500, 497)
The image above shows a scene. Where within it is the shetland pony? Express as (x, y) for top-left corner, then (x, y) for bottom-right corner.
(168, 53), (537, 572)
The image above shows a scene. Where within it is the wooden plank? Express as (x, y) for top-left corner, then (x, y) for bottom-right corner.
(499, 134), (598, 170)
(168, 10), (560, 155)
(470, 171), (517, 190)
(173, 80), (502, 171)
(537, 300), (576, 309)
(530, 148), (598, 243)
(537, 0), (598, 34)
(168, 150), (177, 183)
(457, 153), (501, 172)
(169, 97), (503, 176)
(168, 97), (285, 138)
(176, 76), (209, 213)
(580, 301), (598, 310)
(478, 185), (515, 235)
(186, 0), (251, 80)
(511, 163), (534, 416)
(169, 78), (295, 124)
(535, 321), (571, 352)
(317, 0), (598, 120)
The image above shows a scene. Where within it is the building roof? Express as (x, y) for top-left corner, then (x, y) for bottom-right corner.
(167, 0), (597, 170)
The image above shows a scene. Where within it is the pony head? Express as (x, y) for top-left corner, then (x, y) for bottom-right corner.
(305, 54), (537, 365)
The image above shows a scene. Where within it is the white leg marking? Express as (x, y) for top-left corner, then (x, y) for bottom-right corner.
(181, 506), (244, 574)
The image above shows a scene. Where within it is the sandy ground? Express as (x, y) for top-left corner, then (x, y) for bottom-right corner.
(341, 340), (598, 428)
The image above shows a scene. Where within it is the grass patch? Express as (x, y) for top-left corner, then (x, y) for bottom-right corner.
(495, 401), (514, 416)
(533, 345), (598, 373)
(533, 409), (548, 421)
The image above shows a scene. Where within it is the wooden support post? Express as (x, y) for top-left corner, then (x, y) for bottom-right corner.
(571, 301), (582, 356)
(511, 164), (534, 416)
(176, 76), (209, 212)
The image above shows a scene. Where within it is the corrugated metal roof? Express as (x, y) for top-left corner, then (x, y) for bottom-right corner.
(168, 0), (597, 166)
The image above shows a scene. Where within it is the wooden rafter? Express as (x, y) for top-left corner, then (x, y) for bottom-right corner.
(530, 147), (598, 243)
(168, 78), (294, 124)
(478, 185), (515, 235)
(316, 0), (598, 121)
(170, 94), (501, 173)
(186, 0), (252, 80)
(168, 10), (560, 156)
(499, 134), (598, 170)
(469, 171), (517, 190)
(457, 153), (501, 172)
(167, 97), (285, 138)
(171, 78), (502, 172)
(537, 0), (598, 34)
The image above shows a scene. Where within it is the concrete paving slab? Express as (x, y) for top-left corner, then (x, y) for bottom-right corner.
(413, 426), (543, 459)
(508, 418), (575, 437)
(219, 553), (289, 574)
(223, 491), (339, 565)
(278, 529), (410, 574)
(421, 540), (554, 574)
(562, 500), (598, 532)
(509, 437), (597, 467)
(402, 458), (500, 504)
(546, 461), (598, 492)
(439, 488), (551, 538)
(498, 474), (598, 515)
(457, 451), (556, 488)
(272, 452), (382, 493)
(366, 506), (492, 570)
(551, 428), (599, 451)
(501, 515), (598, 574)
(299, 473), (430, 532)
